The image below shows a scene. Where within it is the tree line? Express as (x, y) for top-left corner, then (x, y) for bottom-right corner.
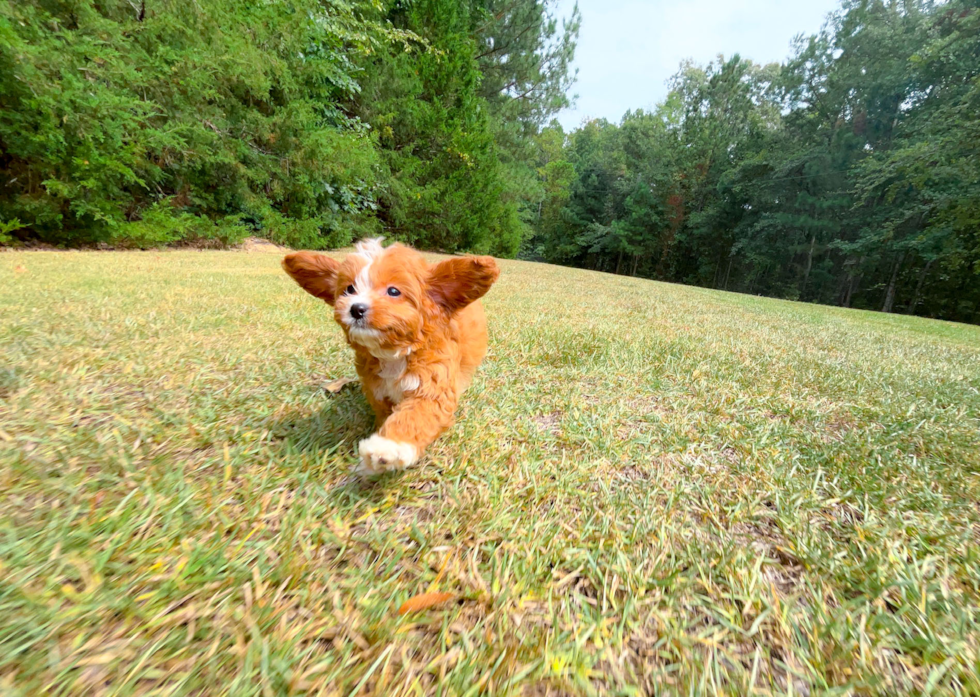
(0, 0), (578, 257)
(3, 0), (978, 323)
(528, 0), (980, 324)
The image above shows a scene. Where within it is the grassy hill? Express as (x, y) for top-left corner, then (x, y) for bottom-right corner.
(1, 249), (978, 695)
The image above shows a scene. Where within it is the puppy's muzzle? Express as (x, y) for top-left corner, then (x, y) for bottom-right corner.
(349, 303), (368, 321)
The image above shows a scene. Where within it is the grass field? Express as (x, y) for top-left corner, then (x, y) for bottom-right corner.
(1, 248), (979, 696)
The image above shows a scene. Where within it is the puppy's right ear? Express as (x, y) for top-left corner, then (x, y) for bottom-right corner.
(282, 252), (341, 305)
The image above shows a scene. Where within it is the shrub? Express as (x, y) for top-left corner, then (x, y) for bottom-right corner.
(0, 0), (388, 248)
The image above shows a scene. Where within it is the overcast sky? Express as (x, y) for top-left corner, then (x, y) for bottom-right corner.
(553, 0), (841, 129)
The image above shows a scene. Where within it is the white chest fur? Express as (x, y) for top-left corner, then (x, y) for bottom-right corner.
(373, 356), (420, 404)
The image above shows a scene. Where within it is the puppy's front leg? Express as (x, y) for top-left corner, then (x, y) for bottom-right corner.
(357, 395), (455, 475)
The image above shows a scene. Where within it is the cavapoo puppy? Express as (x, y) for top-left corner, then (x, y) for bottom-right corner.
(282, 239), (499, 475)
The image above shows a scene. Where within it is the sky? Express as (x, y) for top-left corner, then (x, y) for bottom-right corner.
(554, 0), (842, 130)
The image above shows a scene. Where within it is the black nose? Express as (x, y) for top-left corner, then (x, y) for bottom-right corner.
(349, 303), (368, 320)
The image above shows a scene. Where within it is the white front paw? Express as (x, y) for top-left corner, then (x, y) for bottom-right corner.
(356, 435), (417, 476)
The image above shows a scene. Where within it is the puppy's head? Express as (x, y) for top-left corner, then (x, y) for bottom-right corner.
(282, 239), (499, 355)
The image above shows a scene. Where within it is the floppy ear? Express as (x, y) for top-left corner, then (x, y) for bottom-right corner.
(427, 256), (500, 314)
(282, 252), (341, 305)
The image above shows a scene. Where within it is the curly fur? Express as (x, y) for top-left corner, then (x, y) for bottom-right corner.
(282, 239), (500, 475)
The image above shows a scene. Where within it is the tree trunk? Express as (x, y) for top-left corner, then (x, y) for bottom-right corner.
(723, 254), (734, 291)
(842, 257), (862, 308)
(843, 274), (857, 307)
(615, 250), (623, 275)
(882, 252), (906, 313)
(801, 234), (816, 298)
(631, 255), (639, 276)
(907, 259), (933, 315)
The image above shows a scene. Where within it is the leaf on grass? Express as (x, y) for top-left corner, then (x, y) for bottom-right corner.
(14, 265), (26, 273)
(398, 592), (455, 615)
(321, 376), (357, 393)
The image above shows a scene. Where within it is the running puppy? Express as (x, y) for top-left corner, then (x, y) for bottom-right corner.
(282, 239), (499, 475)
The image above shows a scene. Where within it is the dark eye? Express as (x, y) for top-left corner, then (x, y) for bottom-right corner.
(386, 287), (401, 297)
(345, 285), (355, 295)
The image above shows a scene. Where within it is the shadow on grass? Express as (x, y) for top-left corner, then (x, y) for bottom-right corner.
(267, 386), (372, 455)
(265, 385), (412, 500)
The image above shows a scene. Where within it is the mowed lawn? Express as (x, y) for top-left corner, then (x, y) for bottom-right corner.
(1, 248), (979, 697)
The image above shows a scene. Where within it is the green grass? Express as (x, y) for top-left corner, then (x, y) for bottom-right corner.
(1, 248), (979, 696)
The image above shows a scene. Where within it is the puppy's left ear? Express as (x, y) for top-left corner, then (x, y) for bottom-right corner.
(427, 256), (500, 314)
(282, 252), (341, 305)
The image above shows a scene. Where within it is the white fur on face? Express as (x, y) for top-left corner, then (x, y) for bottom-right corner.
(338, 238), (386, 346)
(357, 434), (417, 475)
(354, 237), (385, 262)
(346, 325), (385, 350)
(339, 238), (385, 322)
(350, 237), (384, 306)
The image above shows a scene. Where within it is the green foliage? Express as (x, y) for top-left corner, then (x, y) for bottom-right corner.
(350, 0), (579, 257)
(0, 0), (395, 247)
(0, 0), (579, 255)
(355, 0), (514, 255)
(0, 218), (26, 245)
(529, 0), (980, 325)
(110, 201), (250, 249)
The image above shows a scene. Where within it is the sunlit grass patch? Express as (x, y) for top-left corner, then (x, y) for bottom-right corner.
(1, 249), (979, 695)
